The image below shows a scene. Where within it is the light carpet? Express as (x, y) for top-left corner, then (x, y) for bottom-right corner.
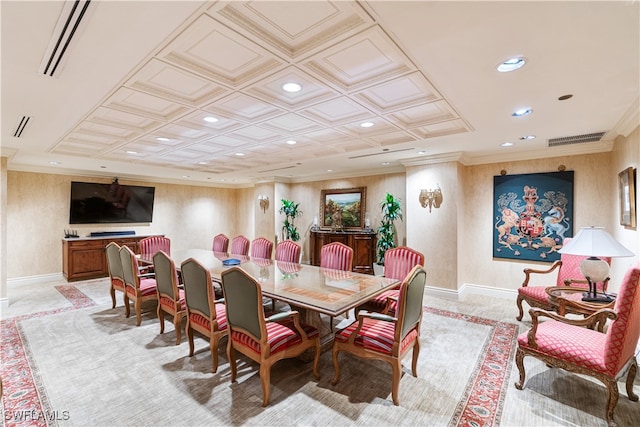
(1, 278), (639, 426)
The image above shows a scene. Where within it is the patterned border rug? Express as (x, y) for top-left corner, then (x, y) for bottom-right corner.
(1, 283), (518, 427)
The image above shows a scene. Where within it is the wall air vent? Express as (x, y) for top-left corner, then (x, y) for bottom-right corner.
(39, 0), (92, 77)
(13, 116), (31, 138)
(547, 131), (607, 147)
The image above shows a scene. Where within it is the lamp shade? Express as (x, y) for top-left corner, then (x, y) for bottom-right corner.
(558, 226), (634, 257)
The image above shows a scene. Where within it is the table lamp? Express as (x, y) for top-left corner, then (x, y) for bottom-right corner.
(558, 226), (634, 302)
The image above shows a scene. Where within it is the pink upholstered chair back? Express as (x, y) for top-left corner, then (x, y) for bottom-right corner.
(603, 266), (640, 375)
(251, 237), (273, 259)
(383, 246), (425, 282)
(230, 235), (250, 256)
(557, 238), (611, 291)
(139, 236), (170, 256)
(320, 242), (353, 271)
(212, 234), (229, 253)
(275, 240), (301, 263)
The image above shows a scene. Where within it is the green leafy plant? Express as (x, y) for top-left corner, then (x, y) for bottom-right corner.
(376, 193), (403, 265)
(280, 199), (303, 242)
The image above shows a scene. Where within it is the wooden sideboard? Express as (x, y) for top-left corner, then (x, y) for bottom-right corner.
(309, 229), (377, 275)
(62, 235), (155, 281)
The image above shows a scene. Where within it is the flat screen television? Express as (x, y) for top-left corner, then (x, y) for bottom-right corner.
(69, 181), (155, 224)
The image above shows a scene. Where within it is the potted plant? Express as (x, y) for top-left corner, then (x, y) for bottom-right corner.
(280, 199), (303, 242)
(376, 193), (403, 267)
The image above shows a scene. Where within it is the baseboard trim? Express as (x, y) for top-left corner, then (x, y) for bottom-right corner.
(0, 297), (8, 312)
(424, 284), (460, 300)
(7, 273), (64, 286)
(459, 283), (517, 300)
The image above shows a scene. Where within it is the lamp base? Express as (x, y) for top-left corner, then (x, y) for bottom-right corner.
(581, 292), (615, 303)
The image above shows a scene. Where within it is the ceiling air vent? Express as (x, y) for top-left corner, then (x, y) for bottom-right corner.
(547, 131), (606, 147)
(13, 116), (31, 138)
(39, 0), (92, 77)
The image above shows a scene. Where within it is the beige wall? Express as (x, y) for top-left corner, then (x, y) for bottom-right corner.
(5, 133), (638, 296)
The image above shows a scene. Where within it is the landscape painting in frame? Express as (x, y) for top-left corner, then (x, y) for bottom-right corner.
(493, 171), (574, 262)
(321, 187), (366, 230)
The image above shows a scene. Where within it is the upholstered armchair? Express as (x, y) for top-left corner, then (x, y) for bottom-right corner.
(181, 258), (228, 373)
(230, 235), (250, 256)
(320, 242), (353, 271)
(105, 242), (125, 308)
(119, 245), (157, 326)
(251, 237), (273, 259)
(139, 235), (170, 256)
(212, 233), (229, 253)
(515, 266), (640, 426)
(356, 246), (424, 316)
(153, 251), (186, 345)
(516, 238), (611, 321)
(275, 240), (301, 263)
(220, 267), (320, 406)
(332, 265), (427, 405)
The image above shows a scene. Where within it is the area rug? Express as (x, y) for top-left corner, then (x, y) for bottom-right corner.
(1, 282), (517, 426)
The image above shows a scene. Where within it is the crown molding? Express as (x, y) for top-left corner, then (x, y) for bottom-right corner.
(612, 97), (640, 137)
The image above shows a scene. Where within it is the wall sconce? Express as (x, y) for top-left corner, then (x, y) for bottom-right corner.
(419, 185), (443, 212)
(257, 194), (269, 213)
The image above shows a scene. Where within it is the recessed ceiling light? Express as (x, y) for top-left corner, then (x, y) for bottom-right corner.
(512, 108), (532, 117)
(49, 161), (60, 165)
(197, 161), (207, 165)
(235, 152), (245, 156)
(203, 116), (218, 123)
(282, 82), (302, 93)
(126, 150), (138, 154)
(520, 135), (536, 140)
(360, 122), (374, 128)
(156, 137), (170, 142)
(418, 150), (426, 155)
(286, 140), (297, 145)
(327, 169), (333, 172)
(182, 175), (189, 178)
(381, 162), (390, 165)
(501, 142), (514, 147)
(497, 57), (526, 72)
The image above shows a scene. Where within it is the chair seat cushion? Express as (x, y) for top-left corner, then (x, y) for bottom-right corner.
(335, 317), (418, 355)
(364, 289), (399, 312)
(127, 278), (157, 297)
(518, 320), (609, 375)
(231, 319), (318, 355)
(111, 277), (125, 291)
(518, 285), (550, 303)
(188, 303), (227, 331)
(159, 289), (186, 311)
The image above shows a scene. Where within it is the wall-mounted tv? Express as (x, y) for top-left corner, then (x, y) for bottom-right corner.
(69, 181), (155, 224)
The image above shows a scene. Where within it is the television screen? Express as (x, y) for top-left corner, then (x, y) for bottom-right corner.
(69, 181), (155, 224)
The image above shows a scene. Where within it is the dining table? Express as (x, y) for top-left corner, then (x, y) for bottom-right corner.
(140, 248), (399, 350)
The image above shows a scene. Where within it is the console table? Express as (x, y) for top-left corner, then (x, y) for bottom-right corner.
(309, 229), (377, 275)
(62, 235), (160, 281)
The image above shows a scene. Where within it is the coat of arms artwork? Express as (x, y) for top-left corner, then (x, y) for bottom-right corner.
(493, 171), (574, 262)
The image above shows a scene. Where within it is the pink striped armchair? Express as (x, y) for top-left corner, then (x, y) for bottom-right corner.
(230, 235), (250, 256)
(139, 235), (170, 256)
(516, 238), (611, 321)
(212, 233), (229, 253)
(320, 242), (353, 271)
(515, 265), (640, 426)
(357, 246), (424, 316)
(251, 237), (273, 259)
(275, 240), (301, 263)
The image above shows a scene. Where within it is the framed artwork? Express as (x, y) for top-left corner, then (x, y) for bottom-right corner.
(493, 171), (574, 262)
(321, 187), (366, 230)
(619, 167), (636, 228)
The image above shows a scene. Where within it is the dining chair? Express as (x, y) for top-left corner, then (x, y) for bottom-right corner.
(212, 233), (229, 253)
(119, 245), (157, 326)
(153, 251), (186, 345)
(516, 237), (611, 321)
(105, 242), (125, 308)
(251, 237), (273, 259)
(220, 267), (320, 406)
(515, 265), (640, 426)
(275, 240), (301, 263)
(332, 265), (427, 405)
(320, 242), (354, 326)
(139, 235), (171, 256)
(356, 246), (424, 316)
(230, 235), (250, 256)
(181, 257), (228, 373)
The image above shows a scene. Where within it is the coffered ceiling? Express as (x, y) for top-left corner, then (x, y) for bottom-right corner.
(2, 1), (639, 186)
